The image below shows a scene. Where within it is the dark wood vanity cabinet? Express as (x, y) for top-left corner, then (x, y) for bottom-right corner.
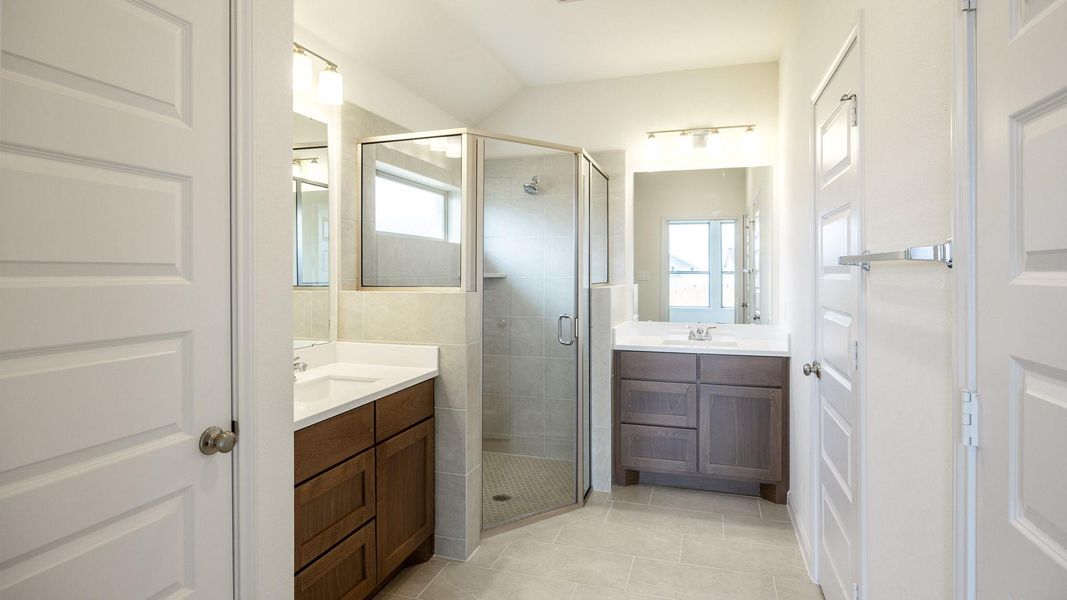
(295, 379), (435, 600)
(614, 351), (789, 503)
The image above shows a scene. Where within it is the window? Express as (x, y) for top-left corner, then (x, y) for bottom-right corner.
(373, 171), (461, 242)
(667, 219), (737, 311)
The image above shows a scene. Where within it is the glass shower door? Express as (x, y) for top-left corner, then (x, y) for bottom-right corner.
(480, 137), (579, 530)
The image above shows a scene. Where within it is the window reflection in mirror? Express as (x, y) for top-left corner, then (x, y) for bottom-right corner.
(293, 112), (330, 343)
(361, 135), (463, 287)
(634, 166), (772, 324)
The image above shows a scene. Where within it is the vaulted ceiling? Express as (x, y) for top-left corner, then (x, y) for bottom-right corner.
(294, 0), (787, 124)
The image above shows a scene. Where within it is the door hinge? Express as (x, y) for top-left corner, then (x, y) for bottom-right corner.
(961, 390), (979, 447)
(841, 93), (858, 126)
(852, 582), (861, 600)
(852, 340), (860, 370)
(960, 0), (976, 11)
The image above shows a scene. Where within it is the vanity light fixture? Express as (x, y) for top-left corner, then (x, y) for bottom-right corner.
(643, 133), (661, 159)
(293, 43), (344, 106)
(644, 123), (757, 154)
(292, 46), (312, 93)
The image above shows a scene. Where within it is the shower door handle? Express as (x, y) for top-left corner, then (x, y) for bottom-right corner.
(557, 314), (575, 346)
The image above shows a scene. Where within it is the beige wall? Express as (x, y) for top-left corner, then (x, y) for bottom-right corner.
(777, 2), (956, 598)
(634, 168), (748, 321)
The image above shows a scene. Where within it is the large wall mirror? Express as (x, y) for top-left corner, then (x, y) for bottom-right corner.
(293, 112), (330, 345)
(633, 166), (772, 324)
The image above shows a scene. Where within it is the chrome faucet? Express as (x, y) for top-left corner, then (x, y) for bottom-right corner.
(686, 325), (714, 341)
(293, 357), (308, 381)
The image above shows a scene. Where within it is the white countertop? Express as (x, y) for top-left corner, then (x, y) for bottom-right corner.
(613, 322), (790, 357)
(293, 342), (439, 430)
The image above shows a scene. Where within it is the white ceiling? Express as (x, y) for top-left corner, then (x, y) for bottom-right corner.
(295, 0), (786, 124)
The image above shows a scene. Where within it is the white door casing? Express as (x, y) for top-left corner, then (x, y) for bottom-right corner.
(0, 0), (234, 597)
(812, 34), (863, 600)
(975, 1), (1067, 597)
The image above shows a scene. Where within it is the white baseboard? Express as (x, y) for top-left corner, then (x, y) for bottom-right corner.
(788, 490), (817, 582)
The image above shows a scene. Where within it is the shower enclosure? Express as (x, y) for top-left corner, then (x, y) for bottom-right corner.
(357, 130), (608, 531)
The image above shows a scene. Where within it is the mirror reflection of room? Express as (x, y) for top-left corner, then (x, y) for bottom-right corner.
(292, 112), (330, 345)
(634, 166), (772, 324)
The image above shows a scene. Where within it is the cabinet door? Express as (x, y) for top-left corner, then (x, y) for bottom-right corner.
(295, 521), (376, 600)
(295, 449), (375, 571)
(619, 423), (698, 473)
(376, 419), (434, 577)
(699, 385), (782, 481)
(619, 380), (698, 428)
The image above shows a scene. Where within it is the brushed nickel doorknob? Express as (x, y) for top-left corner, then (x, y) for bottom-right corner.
(199, 426), (238, 455)
(802, 361), (822, 378)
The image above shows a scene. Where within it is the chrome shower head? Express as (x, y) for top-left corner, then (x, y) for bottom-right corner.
(522, 176), (540, 195)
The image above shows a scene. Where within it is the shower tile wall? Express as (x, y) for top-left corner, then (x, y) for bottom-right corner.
(483, 152), (577, 463)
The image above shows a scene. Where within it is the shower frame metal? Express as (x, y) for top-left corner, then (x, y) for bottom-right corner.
(357, 128), (606, 529)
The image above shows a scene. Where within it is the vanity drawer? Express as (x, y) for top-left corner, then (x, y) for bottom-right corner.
(295, 403), (375, 484)
(295, 520), (377, 600)
(295, 448), (375, 571)
(375, 379), (434, 442)
(619, 380), (698, 428)
(619, 423), (698, 473)
(619, 351), (697, 382)
(698, 355), (785, 388)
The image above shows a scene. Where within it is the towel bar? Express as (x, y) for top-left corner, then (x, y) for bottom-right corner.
(838, 239), (952, 271)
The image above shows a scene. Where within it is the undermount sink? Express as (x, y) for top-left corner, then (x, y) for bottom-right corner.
(660, 337), (739, 348)
(294, 375), (381, 407)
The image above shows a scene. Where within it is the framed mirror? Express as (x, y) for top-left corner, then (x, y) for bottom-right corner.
(293, 112), (331, 345)
(634, 166), (773, 324)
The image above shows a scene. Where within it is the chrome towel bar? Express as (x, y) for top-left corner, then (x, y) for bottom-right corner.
(838, 239), (952, 271)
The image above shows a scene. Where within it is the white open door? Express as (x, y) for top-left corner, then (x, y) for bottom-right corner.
(0, 0), (235, 597)
(810, 35), (863, 600)
(975, 1), (1067, 597)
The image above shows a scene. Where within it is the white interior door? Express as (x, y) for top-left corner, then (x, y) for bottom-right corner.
(0, 0), (234, 597)
(975, 2), (1067, 597)
(811, 37), (862, 600)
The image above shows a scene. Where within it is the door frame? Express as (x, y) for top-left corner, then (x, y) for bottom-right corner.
(950, 5), (977, 600)
(806, 17), (868, 595)
(232, 0), (297, 597)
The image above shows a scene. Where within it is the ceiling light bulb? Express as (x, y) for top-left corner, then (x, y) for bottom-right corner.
(644, 133), (661, 159)
(292, 47), (313, 93)
(430, 138), (449, 152)
(676, 131), (691, 151)
(317, 65), (344, 105)
(741, 126), (759, 153)
(445, 140), (462, 158)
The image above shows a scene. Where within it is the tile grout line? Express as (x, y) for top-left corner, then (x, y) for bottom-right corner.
(772, 575), (781, 600)
(624, 555), (636, 593)
(414, 562), (450, 599)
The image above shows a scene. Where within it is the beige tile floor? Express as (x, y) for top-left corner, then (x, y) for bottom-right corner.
(375, 485), (824, 600)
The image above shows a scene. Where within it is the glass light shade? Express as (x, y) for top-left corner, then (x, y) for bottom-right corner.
(675, 132), (691, 151)
(292, 161), (302, 177)
(304, 159), (326, 183)
(741, 127), (760, 153)
(292, 49), (313, 93)
(708, 129), (725, 152)
(317, 67), (343, 105)
(690, 132), (708, 150)
(644, 134), (661, 159)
